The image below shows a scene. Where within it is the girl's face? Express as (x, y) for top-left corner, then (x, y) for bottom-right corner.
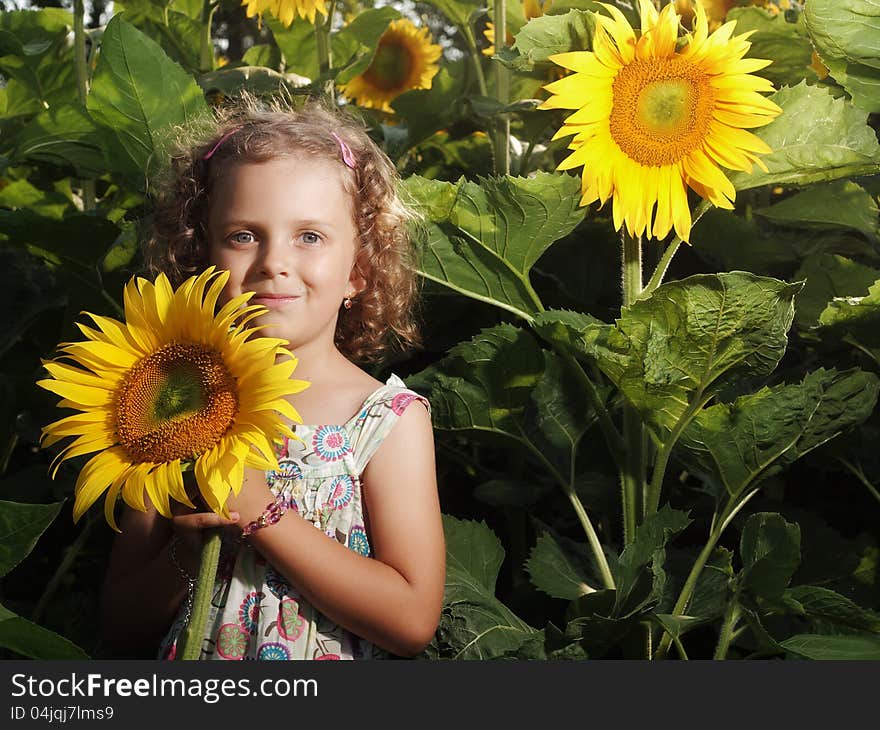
(206, 154), (364, 356)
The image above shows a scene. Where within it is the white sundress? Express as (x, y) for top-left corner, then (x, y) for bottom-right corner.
(159, 374), (430, 660)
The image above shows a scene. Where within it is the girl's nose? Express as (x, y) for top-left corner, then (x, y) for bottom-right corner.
(257, 238), (291, 277)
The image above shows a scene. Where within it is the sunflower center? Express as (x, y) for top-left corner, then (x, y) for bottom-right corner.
(609, 58), (715, 167)
(115, 343), (238, 464)
(362, 42), (412, 90)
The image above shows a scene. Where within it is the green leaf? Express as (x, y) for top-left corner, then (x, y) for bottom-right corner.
(0, 603), (89, 660)
(754, 180), (879, 240)
(0, 500), (63, 577)
(419, 0), (483, 31)
(730, 82), (880, 190)
(614, 506), (691, 616)
(113, 1), (202, 71)
(403, 172), (585, 320)
(87, 15), (208, 179)
(242, 44), (283, 71)
(504, 11), (595, 71)
(0, 179), (73, 220)
(392, 60), (470, 148)
(785, 585), (880, 633)
(437, 515), (539, 659)
(728, 7), (814, 89)
(780, 633), (880, 660)
(793, 254), (880, 329)
(197, 66), (309, 97)
(689, 547), (735, 623)
(527, 533), (596, 600)
(817, 279), (880, 360)
(678, 368), (880, 501)
(12, 103), (110, 177)
(740, 512), (801, 600)
(332, 7), (400, 84)
(537, 273), (800, 441)
(804, 0), (880, 113)
(268, 16), (317, 79)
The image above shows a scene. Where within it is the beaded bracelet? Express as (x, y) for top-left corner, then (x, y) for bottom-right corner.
(240, 494), (289, 539)
(169, 535), (196, 627)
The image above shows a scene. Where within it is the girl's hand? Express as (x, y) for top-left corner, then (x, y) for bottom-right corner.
(169, 499), (240, 574)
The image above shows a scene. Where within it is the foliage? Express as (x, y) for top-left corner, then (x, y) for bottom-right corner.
(0, 0), (878, 660)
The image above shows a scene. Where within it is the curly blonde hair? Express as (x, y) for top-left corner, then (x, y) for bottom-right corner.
(144, 96), (421, 363)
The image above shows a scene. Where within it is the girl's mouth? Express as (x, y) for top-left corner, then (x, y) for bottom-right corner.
(252, 295), (301, 309)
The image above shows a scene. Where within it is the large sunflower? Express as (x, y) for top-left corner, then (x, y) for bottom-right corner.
(242, 0), (327, 26)
(339, 19), (442, 113)
(540, 0), (781, 242)
(38, 268), (308, 530)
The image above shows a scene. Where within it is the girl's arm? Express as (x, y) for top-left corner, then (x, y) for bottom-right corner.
(230, 402), (445, 657)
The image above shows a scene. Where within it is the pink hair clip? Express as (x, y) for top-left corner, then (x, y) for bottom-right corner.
(203, 129), (238, 160)
(331, 132), (356, 169)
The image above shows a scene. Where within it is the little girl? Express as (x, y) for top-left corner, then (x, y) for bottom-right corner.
(100, 99), (445, 660)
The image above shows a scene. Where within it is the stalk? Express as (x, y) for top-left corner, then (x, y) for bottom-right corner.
(199, 1), (218, 73)
(620, 231), (644, 544)
(178, 528), (222, 660)
(713, 599), (741, 660)
(641, 200), (711, 299)
(839, 457), (880, 507)
(655, 490), (758, 659)
(73, 0), (95, 211)
(461, 25), (488, 97)
(492, 0), (510, 175)
(315, 1), (336, 101)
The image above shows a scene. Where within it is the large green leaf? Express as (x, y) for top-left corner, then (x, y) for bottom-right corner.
(12, 103), (110, 177)
(754, 180), (879, 240)
(114, 1), (202, 71)
(535, 273), (800, 441)
(0, 499), (63, 577)
(435, 516), (539, 659)
(730, 82), (880, 190)
(392, 60), (471, 147)
(404, 172), (585, 320)
(87, 15), (208, 179)
(817, 278), (880, 361)
(0, 603), (89, 660)
(728, 7), (814, 89)
(267, 16), (317, 79)
(780, 633), (880, 660)
(793, 254), (880, 329)
(526, 533), (595, 600)
(740, 512), (801, 601)
(784, 585), (880, 633)
(805, 0), (880, 113)
(678, 368), (880, 501)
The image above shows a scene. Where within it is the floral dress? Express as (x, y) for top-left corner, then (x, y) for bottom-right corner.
(159, 374), (430, 661)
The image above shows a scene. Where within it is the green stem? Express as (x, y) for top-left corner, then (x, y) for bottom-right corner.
(839, 457), (880, 507)
(73, 0), (95, 211)
(315, 1), (336, 100)
(620, 231), (644, 544)
(713, 599), (741, 660)
(492, 0), (510, 176)
(461, 25), (488, 97)
(641, 200), (711, 299)
(673, 635), (689, 659)
(178, 528), (222, 660)
(199, 1), (217, 73)
(656, 490), (758, 659)
(32, 513), (95, 624)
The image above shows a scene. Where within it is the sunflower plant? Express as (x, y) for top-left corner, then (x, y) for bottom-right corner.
(38, 267), (308, 659)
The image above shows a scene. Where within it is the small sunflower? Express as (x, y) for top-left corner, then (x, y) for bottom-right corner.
(339, 18), (442, 113)
(483, 0), (552, 57)
(677, 1), (791, 31)
(39, 268), (308, 530)
(242, 0), (327, 27)
(540, 0), (781, 242)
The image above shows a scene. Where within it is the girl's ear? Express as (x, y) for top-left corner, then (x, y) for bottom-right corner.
(348, 257), (368, 297)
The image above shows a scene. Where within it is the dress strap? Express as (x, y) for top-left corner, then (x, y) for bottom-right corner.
(349, 374), (430, 474)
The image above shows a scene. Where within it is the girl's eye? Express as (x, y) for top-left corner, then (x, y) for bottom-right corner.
(301, 231), (322, 245)
(230, 231), (256, 245)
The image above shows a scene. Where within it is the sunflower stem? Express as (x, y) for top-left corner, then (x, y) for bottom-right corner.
(641, 200), (711, 298)
(492, 0), (510, 176)
(198, 1), (217, 73)
(620, 231), (645, 544)
(461, 25), (488, 97)
(178, 527), (222, 660)
(315, 1), (335, 101)
(73, 0), (95, 212)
